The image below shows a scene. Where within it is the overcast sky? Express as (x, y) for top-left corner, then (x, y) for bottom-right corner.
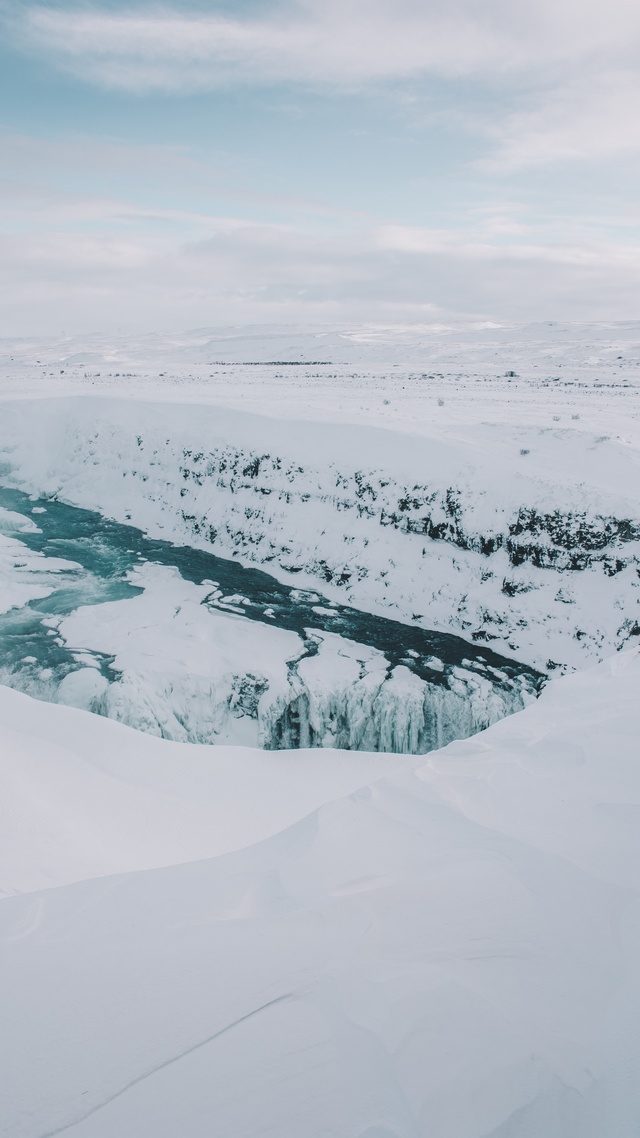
(1, 0), (639, 335)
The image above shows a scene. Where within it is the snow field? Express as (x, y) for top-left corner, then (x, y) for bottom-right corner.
(0, 682), (407, 896)
(1, 649), (639, 1136)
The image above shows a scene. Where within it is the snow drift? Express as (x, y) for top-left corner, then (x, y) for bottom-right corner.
(1, 649), (640, 1136)
(0, 684), (405, 896)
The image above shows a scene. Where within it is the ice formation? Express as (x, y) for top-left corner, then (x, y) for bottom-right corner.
(40, 564), (535, 753)
(0, 497), (538, 754)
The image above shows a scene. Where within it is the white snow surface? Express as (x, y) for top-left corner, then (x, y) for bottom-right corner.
(1, 648), (640, 1136)
(1, 321), (639, 671)
(0, 683), (406, 897)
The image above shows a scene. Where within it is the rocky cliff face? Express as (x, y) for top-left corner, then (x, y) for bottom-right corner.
(178, 440), (640, 573)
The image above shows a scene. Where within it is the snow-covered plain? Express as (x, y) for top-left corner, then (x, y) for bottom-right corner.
(2, 322), (640, 1136)
(2, 649), (640, 1136)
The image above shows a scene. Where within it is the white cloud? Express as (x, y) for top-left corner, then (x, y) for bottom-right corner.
(488, 70), (640, 168)
(12, 2), (514, 90)
(0, 130), (358, 228)
(3, 5), (640, 330)
(9, 0), (640, 173)
(12, 0), (640, 92)
(2, 209), (639, 335)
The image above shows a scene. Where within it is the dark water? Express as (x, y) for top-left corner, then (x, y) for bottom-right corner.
(0, 483), (544, 696)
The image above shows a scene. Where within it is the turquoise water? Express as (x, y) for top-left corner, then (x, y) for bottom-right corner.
(0, 483), (543, 715)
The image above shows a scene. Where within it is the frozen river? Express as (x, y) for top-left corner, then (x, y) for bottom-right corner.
(0, 482), (542, 752)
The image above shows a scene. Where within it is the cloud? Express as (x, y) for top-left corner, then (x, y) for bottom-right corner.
(2, 127), (638, 335)
(10, 0), (640, 173)
(2, 209), (639, 335)
(11, 0), (640, 93)
(0, 131), (354, 239)
(3, 5), (640, 331)
(485, 70), (640, 168)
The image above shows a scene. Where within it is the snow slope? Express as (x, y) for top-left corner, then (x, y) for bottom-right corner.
(1, 649), (640, 1137)
(0, 684), (406, 897)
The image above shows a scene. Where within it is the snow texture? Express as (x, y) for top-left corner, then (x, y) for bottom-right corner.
(1, 649), (640, 1136)
(0, 684), (406, 896)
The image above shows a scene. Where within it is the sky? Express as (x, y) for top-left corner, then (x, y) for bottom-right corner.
(1, 0), (640, 335)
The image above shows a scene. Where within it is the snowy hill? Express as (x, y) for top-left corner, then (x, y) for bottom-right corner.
(1, 650), (640, 1136)
(0, 684), (406, 897)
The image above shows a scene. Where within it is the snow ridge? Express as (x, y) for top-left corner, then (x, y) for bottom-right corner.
(2, 650), (640, 1136)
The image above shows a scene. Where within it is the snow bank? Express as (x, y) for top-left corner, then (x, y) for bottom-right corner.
(0, 684), (406, 896)
(1, 649), (640, 1136)
(1, 393), (638, 671)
